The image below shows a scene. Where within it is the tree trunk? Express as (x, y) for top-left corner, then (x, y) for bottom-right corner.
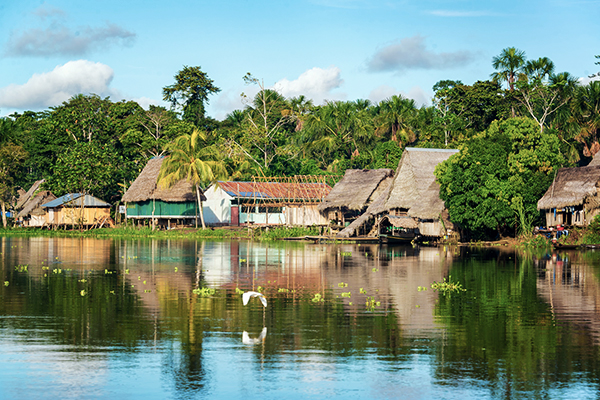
(1, 201), (6, 228)
(196, 186), (206, 230)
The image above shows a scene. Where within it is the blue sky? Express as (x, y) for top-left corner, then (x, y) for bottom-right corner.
(0, 0), (599, 120)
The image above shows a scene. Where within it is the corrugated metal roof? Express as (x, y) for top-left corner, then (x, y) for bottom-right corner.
(218, 181), (331, 200)
(42, 193), (111, 208)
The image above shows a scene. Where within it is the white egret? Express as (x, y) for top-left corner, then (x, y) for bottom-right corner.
(242, 291), (267, 307)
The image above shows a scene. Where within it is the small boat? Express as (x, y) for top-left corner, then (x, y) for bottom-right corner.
(378, 234), (415, 244)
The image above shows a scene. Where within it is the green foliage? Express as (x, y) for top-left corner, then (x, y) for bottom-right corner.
(162, 65), (221, 127)
(44, 142), (130, 202)
(437, 117), (565, 239)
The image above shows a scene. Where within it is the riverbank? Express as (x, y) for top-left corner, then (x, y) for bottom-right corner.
(0, 225), (320, 241)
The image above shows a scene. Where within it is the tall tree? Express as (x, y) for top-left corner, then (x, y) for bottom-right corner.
(158, 129), (228, 229)
(162, 66), (221, 127)
(491, 47), (527, 91)
(375, 95), (418, 145)
(572, 81), (600, 157)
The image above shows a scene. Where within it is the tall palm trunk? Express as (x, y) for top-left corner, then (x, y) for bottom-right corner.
(195, 186), (206, 230)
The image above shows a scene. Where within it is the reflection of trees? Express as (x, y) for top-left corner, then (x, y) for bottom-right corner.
(432, 248), (600, 395)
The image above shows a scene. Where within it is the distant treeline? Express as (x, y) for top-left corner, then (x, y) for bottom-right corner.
(1, 50), (599, 239)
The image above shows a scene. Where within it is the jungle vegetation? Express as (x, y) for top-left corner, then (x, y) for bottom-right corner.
(1, 50), (600, 239)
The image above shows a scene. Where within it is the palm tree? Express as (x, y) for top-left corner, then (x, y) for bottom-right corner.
(158, 128), (228, 229)
(375, 95), (418, 144)
(524, 57), (555, 82)
(572, 81), (600, 157)
(491, 47), (526, 91)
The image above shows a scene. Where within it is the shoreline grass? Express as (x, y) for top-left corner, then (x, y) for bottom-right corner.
(0, 225), (320, 241)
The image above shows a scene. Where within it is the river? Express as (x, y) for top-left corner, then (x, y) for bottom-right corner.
(0, 236), (599, 399)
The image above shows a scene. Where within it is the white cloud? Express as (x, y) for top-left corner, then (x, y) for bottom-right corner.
(368, 35), (474, 73)
(368, 84), (431, 107)
(0, 60), (115, 110)
(579, 74), (600, 85)
(274, 66), (344, 105)
(133, 97), (161, 110)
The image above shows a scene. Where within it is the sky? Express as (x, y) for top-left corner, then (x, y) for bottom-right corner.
(0, 0), (599, 120)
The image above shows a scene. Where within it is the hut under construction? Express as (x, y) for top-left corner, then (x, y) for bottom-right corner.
(15, 179), (57, 227)
(318, 169), (394, 230)
(203, 178), (332, 226)
(537, 166), (600, 227)
(121, 157), (204, 228)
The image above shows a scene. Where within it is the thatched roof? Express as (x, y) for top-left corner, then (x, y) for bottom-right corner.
(122, 157), (201, 203)
(537, 166), (600, 210)
(218, 181), (331, 201)
(17, 190), (56, 218)
(318, 169), (394, 213)
(383, 148), (458, 218)
(382, 215), (418, 229)
(16, 179), (45, 210)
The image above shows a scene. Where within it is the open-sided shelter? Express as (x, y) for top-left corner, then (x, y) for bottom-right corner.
(318, 169), (394, 229)
(121, 157), (204, 228)
(537, 166), (600, 227)
(203, 180), (332, 226)
(42, 193), (111, 227)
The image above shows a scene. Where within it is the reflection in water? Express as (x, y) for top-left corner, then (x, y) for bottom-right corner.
(243, 327), (268, 345)
(1, 237), (600, 399)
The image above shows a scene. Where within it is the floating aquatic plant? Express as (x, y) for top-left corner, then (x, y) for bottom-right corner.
(360, 288), (367, 294)
(338, 282), (348, 288)
(365, 296), (381, 311)
(341, 292), (351, 298)
(4, 281), (8, 286)
(311, 293), (324, 303)
(431, 276), (466, 294)
(193, 287), (216, 297)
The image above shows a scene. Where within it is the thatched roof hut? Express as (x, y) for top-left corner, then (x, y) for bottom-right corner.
(122, 157), (203, 204)
(15, 179), (45, 210)
(318, 169), (393, 214)
(383, 148), (458, 217)
(17, 190), (56, 219)
(537, 166), (600, 210)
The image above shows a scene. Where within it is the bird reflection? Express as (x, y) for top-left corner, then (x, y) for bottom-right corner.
(242, 327), (267, 345)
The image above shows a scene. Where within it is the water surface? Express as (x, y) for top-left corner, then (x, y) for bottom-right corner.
(1, 237), (599, 399)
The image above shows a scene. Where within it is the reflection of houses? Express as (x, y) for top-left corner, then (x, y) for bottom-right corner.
(15, 179), (56, 227)
(336, 148), (458, 240)
(42, 193), (111, 227)
(203, 180), (332, 226)
(318, 169), (393, 232)
(122, 157), (203, 228)
(537, 166), (600, 227)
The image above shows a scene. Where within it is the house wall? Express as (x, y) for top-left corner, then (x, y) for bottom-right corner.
(126, 200), (197, 219)
(202, 186), (233, 225)
(286, 205), (329, 226)
(46, 207), (110, 226)
(240, 206), (286, 225)
(418, 220), (444, 237)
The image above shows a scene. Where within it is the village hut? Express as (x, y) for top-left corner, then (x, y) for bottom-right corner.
(15, 180), (57, 227)
(203, 180), (332, 226)
(537, 166), (600, 227)
(42, 193), (111, 228)
(121, 157), (204, 228)
(336, 148), (458, 239)
(380, 148), (458, 238)
(318, 169), (394, 229)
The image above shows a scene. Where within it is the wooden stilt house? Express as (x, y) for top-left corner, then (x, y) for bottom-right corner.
(537, 166), (600, 227)
(121, 157), (204, 228)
